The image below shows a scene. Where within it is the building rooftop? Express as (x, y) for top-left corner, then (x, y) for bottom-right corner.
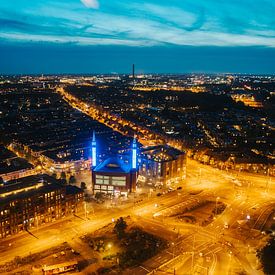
(0, 174), (58, 194)
(0, 174), (64, 207)
(0, 146), (34, 176)
(0, 145), (17, 161)
(0, 157), (34, 175)
(141, 145), (185, 163)
(93, 157), (131, 174)
(43, 146), (90, 163)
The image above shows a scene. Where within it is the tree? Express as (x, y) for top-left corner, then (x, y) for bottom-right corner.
(69, 175), (76, 184)
(61, 171), (66, 179)
(257, 238), (275, 275)
(59, 178), (67, 185)
(81, 182), (87, 190)
(95, 192), (104, 201)
(14, 256), (22, 265)
(114, 217), (127, 239)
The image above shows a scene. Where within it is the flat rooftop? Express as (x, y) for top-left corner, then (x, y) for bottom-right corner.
(43, 146), (90, 162)
(0, 145), (17, 161)
(0, 157), (33, 175)
(141, 145), (185, 163)
(0, 174), (64, 207)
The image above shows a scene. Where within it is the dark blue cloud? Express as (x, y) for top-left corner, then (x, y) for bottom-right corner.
(0, 18), (33, 31)
(0, 0), (274, 74)
(0, 0), (274, 46)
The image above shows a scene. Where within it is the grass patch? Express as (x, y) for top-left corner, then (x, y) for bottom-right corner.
(175, 201), (227, 226)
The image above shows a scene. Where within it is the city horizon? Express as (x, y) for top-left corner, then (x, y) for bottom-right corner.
(2, 72), (275, 76)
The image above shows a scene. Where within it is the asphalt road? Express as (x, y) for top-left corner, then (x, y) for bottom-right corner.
(0, 154), (273, 275)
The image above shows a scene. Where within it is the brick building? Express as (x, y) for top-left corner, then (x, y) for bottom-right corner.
(0, 174), (84, 238)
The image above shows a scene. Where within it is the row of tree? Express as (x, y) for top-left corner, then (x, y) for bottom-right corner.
(51, 173), (86, 190)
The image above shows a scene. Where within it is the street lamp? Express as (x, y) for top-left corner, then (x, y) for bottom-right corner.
(171, 242), (176, 275)
(107, 243), (113, 257)
(215, 197), (220, 216)
(84, 201), (87, 220)
(171, 242), (175, 259)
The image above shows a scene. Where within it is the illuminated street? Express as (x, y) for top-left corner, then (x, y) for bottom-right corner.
(0, 152), (273, 274)
(1, 87), (262, 274)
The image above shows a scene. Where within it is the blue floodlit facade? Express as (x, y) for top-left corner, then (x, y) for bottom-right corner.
(91, 137), (137, 196)
(92, 131), (97, 167)
(132, 137), (137, 170)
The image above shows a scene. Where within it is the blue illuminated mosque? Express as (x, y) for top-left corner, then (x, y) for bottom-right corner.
(91, 132), (137, 196)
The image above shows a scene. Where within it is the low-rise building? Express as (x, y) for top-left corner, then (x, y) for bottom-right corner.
(40, 147), (91, 174)
(0, 174), (84, 238)
(0, 145), (36, 181)
(138, 145), (186, 187)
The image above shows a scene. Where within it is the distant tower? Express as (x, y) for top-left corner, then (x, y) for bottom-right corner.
(92, 131), (97, 168)
(132, 64), (135, 79)
(132, 137), (137, 169)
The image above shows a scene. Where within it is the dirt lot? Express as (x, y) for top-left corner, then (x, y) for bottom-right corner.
(175, 201), (226, 226)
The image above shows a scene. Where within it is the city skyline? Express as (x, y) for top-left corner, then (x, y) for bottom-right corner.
(0, 73), (274, 275)
(1, 0), (275, 74)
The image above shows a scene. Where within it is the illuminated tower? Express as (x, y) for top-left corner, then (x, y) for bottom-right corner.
(132, 137), (137, 170)
(92, 131), (97, 168)
(132, 64), (135, 79)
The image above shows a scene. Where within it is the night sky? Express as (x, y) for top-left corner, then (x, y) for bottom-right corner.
(0, 0), (275, 74)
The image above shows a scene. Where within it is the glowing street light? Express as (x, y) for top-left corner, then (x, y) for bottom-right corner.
(215, 197), (220, 216)
(171, 242), (175, 259)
